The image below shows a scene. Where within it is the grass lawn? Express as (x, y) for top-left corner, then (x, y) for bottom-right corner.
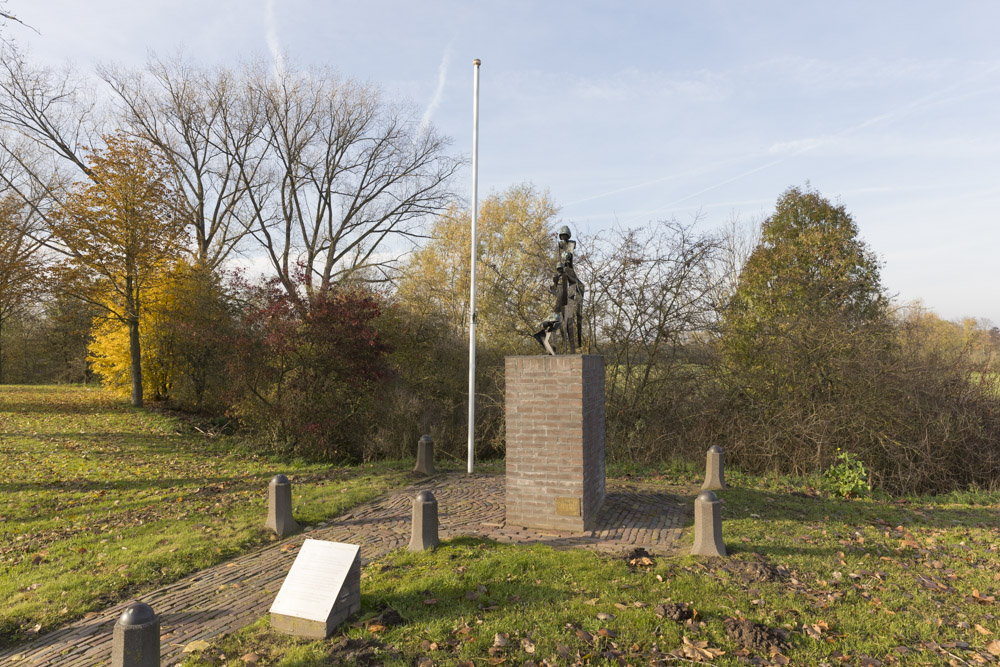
(0, 384), (413, 647)
(183, 476), (1000, 666)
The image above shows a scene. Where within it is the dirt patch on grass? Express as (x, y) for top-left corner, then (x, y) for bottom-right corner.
(654, 602), (693, 622)
(328, 637), (396, 665)
(374, 606), (406, 627)
(723, 617), (789, 653)
(721, 557), (788, 584)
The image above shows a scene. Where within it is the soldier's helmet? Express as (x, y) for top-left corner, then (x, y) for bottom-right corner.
(558, 225), (572, 240)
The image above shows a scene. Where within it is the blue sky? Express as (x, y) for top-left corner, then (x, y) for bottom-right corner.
(9, 1), (1000, 322)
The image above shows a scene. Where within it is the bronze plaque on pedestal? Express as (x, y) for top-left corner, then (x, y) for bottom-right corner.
(555, 497), (581, 517)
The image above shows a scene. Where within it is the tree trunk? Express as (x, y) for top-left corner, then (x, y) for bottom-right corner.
(0, 318), (5, 384)
(129, 317), (143, 407)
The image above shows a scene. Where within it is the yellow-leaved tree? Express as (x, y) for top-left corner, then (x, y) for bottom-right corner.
(87, 260), (232, 409)
(54, 133), (187, 406)
(87, 261), (177, 401)
(386, 183), (563, 457)
(397, 182), (560, 354)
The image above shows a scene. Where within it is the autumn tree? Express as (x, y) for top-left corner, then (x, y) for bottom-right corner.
(388, 184), (559, 455)
(718, 185), (892, 470)
(722, 185), (889, 393)
(54, 133), (186, 406)
(0, 193), (43, 382)
(397, 183), (558, 353)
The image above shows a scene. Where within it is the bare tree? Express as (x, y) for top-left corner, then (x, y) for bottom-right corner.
(100, 57), (267, 267)
(0, 40), (103, 242)
(239, 62), (461, 306)
(0, 2), (39, 34)
(708, 211), (762, 331)
(579, 220), (721, 459)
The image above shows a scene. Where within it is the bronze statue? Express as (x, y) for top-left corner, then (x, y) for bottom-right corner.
(532, 226), (584, 354)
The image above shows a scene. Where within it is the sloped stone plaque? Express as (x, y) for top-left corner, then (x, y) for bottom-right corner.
(269, 539), (361, 638)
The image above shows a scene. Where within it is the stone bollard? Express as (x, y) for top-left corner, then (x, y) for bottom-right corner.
(414, 435), (436, 476)
(691, 490), (727, 557)
(265, 474), (300, 539)
(701, 445), (727, 490)
(112, 602), (159, 667)
(408, 490), (439, 552)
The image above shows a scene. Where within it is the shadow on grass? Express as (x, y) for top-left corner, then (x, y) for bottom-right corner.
(0, 475), (266, 493)
(0, 399), (132, 416)
(717, 486), (1000, 532)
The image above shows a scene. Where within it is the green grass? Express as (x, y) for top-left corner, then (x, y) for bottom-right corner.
(184, 476), (1000, 666)
(0, 385), (412, 646)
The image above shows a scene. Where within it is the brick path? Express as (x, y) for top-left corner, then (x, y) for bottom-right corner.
(0, 473), (691, 666)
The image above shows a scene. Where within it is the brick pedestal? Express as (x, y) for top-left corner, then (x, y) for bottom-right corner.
(505, 355), (606, 531)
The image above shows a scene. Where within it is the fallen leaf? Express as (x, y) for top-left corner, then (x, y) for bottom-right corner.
(493, 633), (508, 647)
(423, 598), (438, 605)
(987, 639), (1000, 656)
(976, 624), (993, 636)
(679, 636), (724, 661)
(240, 653), (259, 664)
(521, 638), (535, 654)
(183, 640), (211, 653)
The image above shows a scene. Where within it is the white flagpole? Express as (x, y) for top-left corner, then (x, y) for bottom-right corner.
(467, 58), (481, 474)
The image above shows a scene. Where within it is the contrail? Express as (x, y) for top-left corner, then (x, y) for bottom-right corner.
(265, 0), (285, 79)
(621, 63), (1000, 224)
(564, 154), (747, 207)
(420, 47), (452, 134)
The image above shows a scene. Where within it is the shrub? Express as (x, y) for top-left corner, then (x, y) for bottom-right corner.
(822, 450), (869, 498)
(226, 278), (391, 460)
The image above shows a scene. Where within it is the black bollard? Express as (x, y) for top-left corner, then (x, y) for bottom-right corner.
(112, 602), (160, 667)
(408, 490), (439, 552)
(265, 474), (300, 538)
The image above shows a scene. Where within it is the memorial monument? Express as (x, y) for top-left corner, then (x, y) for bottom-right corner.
(532, 226), (585, 355)
(507, 225), (605, 532)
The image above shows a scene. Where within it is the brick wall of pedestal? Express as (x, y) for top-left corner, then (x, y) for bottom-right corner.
(505, 354), (606, 531)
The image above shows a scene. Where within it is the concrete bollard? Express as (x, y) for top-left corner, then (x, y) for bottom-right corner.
(265, 474), (300, 539)
(112, 602), (159, 667)
(701, 445), (727, 490)
(414, 435), (436, 476)
(691, 490), (727, 557)
(408, 490), (439, 552)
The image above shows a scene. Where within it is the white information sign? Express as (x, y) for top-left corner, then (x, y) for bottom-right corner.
(269, 539), (360, 622)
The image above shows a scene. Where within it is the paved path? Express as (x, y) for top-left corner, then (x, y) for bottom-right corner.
(0, 473), (691, 666)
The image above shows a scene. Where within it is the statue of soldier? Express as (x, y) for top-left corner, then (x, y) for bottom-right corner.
(532, 226), (584, 354)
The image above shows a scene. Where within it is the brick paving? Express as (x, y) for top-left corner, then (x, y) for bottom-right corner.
(0, 472), (691, 666)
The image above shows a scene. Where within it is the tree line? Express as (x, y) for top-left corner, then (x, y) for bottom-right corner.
(1, 42), (998, 493)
